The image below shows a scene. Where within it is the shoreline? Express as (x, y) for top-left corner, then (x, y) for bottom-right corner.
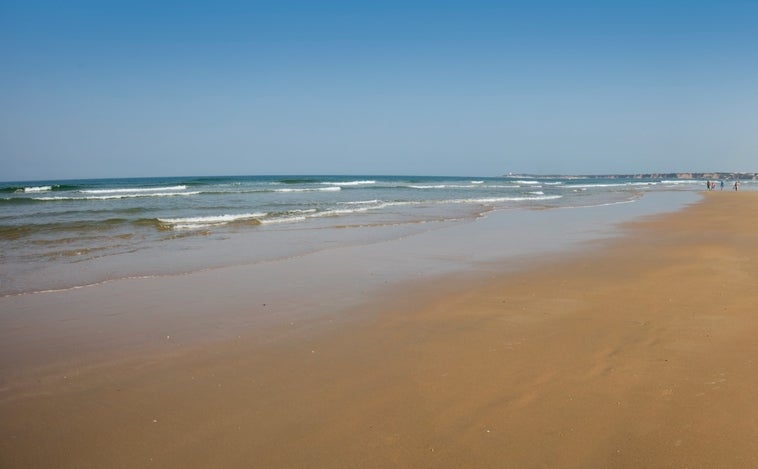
(1, 190), (697, 298)
(4, 191), (758, 467)
(0, 192), (697, 379)
(0, 175), (705, 297)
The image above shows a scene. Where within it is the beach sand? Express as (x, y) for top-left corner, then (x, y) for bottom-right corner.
(2, 191), (758, 467)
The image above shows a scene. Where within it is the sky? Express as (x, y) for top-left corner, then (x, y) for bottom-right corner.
(1, 0), (757, 181)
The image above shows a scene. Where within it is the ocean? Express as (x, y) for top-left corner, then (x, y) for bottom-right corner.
(0, 174), (736, 297)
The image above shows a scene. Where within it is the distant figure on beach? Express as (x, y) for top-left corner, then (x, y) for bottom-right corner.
(720, 180), (724, 191)
(706, 180), (711, 191)
(734, 181), (739, 191)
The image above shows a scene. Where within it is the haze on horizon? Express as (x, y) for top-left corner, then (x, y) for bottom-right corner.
(1, 1), (757, 182)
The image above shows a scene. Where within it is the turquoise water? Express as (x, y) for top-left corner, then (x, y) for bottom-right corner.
(0, 174), (727, 296)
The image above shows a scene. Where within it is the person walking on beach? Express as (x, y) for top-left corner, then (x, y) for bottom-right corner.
(734, 180), (739, 191)
(706, 180), (711, 191)
(720, 180), (724, 191)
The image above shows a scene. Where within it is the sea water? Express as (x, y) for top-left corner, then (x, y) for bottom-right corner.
(0, 175), (738, 296)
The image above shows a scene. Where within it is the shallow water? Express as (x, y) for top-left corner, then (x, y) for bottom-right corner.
(0, 174), (701, 297)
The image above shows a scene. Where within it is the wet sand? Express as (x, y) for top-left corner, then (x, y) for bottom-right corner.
(2, 191), (758, 467)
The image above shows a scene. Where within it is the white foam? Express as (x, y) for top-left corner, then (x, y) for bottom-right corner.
(158, 212), (268, 225)
(158, 212), (269, 230)
(259, 216), (308, 225)
(444, 195), (563, 204)
(313, 206), (379, 217)
(23, 186), (52, 192)
(309, 201), (412, 219)
(289, 209), (318, 214)
(320, 180), (376, 186)
(35, 191), (200, 201)
(409, 185), (447, 189)
(409, 184), (481, 189)
(171, 223), (215, 230)
(516, 180), (541, 185)
(274, 187), (342, 193)
(81, 185), (188, 194)
(470, 180), (484, 184)
(339, 199), (381, 205)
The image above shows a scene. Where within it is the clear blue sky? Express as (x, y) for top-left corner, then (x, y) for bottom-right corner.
(1, 0), (757, 180)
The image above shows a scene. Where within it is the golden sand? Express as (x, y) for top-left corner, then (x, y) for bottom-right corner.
(2, 192), (758, 467)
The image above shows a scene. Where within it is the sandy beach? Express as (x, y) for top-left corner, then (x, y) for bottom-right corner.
(2, 191), (758, 467)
